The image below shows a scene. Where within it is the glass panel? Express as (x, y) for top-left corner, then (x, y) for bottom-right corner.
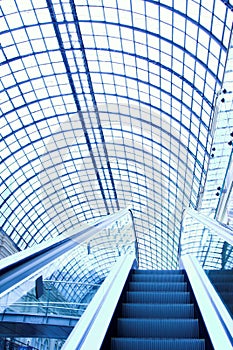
(0, 210), (136, 345)
(1, 0), (233, 277)
(181, 211), (233, 318)
(0, 213), (136, 314)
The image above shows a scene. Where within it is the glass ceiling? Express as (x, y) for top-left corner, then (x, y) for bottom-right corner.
(1, 0), (233, 273)
(180, 35), (233, 269)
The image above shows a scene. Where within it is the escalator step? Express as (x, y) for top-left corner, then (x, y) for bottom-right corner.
(133, 270), (183, 275)
(111, 338), (205, 350)
(219, 292), (233, 303)
(122, 303), (194, 319)
(212, 282), (233, 292)
(226, 304), (233, 314)
(128, 282), (187, 292)
(131, 274), (184, 283)
(126, 291), (190, 304)
(207, 270), (233, 276)
(208, 275), (233, 283)
(117, 318), (199, 338)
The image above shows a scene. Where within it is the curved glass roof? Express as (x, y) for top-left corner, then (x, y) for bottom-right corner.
(1, 0), (233, 271)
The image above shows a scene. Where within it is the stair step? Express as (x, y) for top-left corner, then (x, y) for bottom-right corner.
(117, 318), (199, 338)
(128, 282), (187, 292)
(126, 291), (191, 304)
(111, 338), (205, 350)
(122, 303), (194, 319)
(131, 274), (184, 283)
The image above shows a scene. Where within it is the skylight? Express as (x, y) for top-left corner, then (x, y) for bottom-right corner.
(1, 0), (233, 273)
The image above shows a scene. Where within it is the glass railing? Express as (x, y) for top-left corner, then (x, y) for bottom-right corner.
(62, 254), (136, 350)
(0, 209), (137, 345)
(181, 208), (233, 318)
(2, 280), (100, 319)
(0, 338), (39, 350)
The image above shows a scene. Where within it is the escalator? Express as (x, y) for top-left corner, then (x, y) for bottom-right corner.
(102, 269), (211, 350)
(207, 269), (233, 317)
(1, 207), (233, 349)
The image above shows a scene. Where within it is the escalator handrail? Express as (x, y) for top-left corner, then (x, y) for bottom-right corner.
(62, 254), (136, 350)
(181, 254), (233, 350)
(0, 208), (132, 296)
(183, 207), (233, 246)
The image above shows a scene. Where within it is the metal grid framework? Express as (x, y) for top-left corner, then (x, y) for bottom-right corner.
(182, 36), (233, 269)
(201, 39), (233, 222)
(1, 0), (233, 277)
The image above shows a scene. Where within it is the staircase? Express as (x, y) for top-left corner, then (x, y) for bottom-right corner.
(207, 269), (233, 317)
(110, 269), (206, 350)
